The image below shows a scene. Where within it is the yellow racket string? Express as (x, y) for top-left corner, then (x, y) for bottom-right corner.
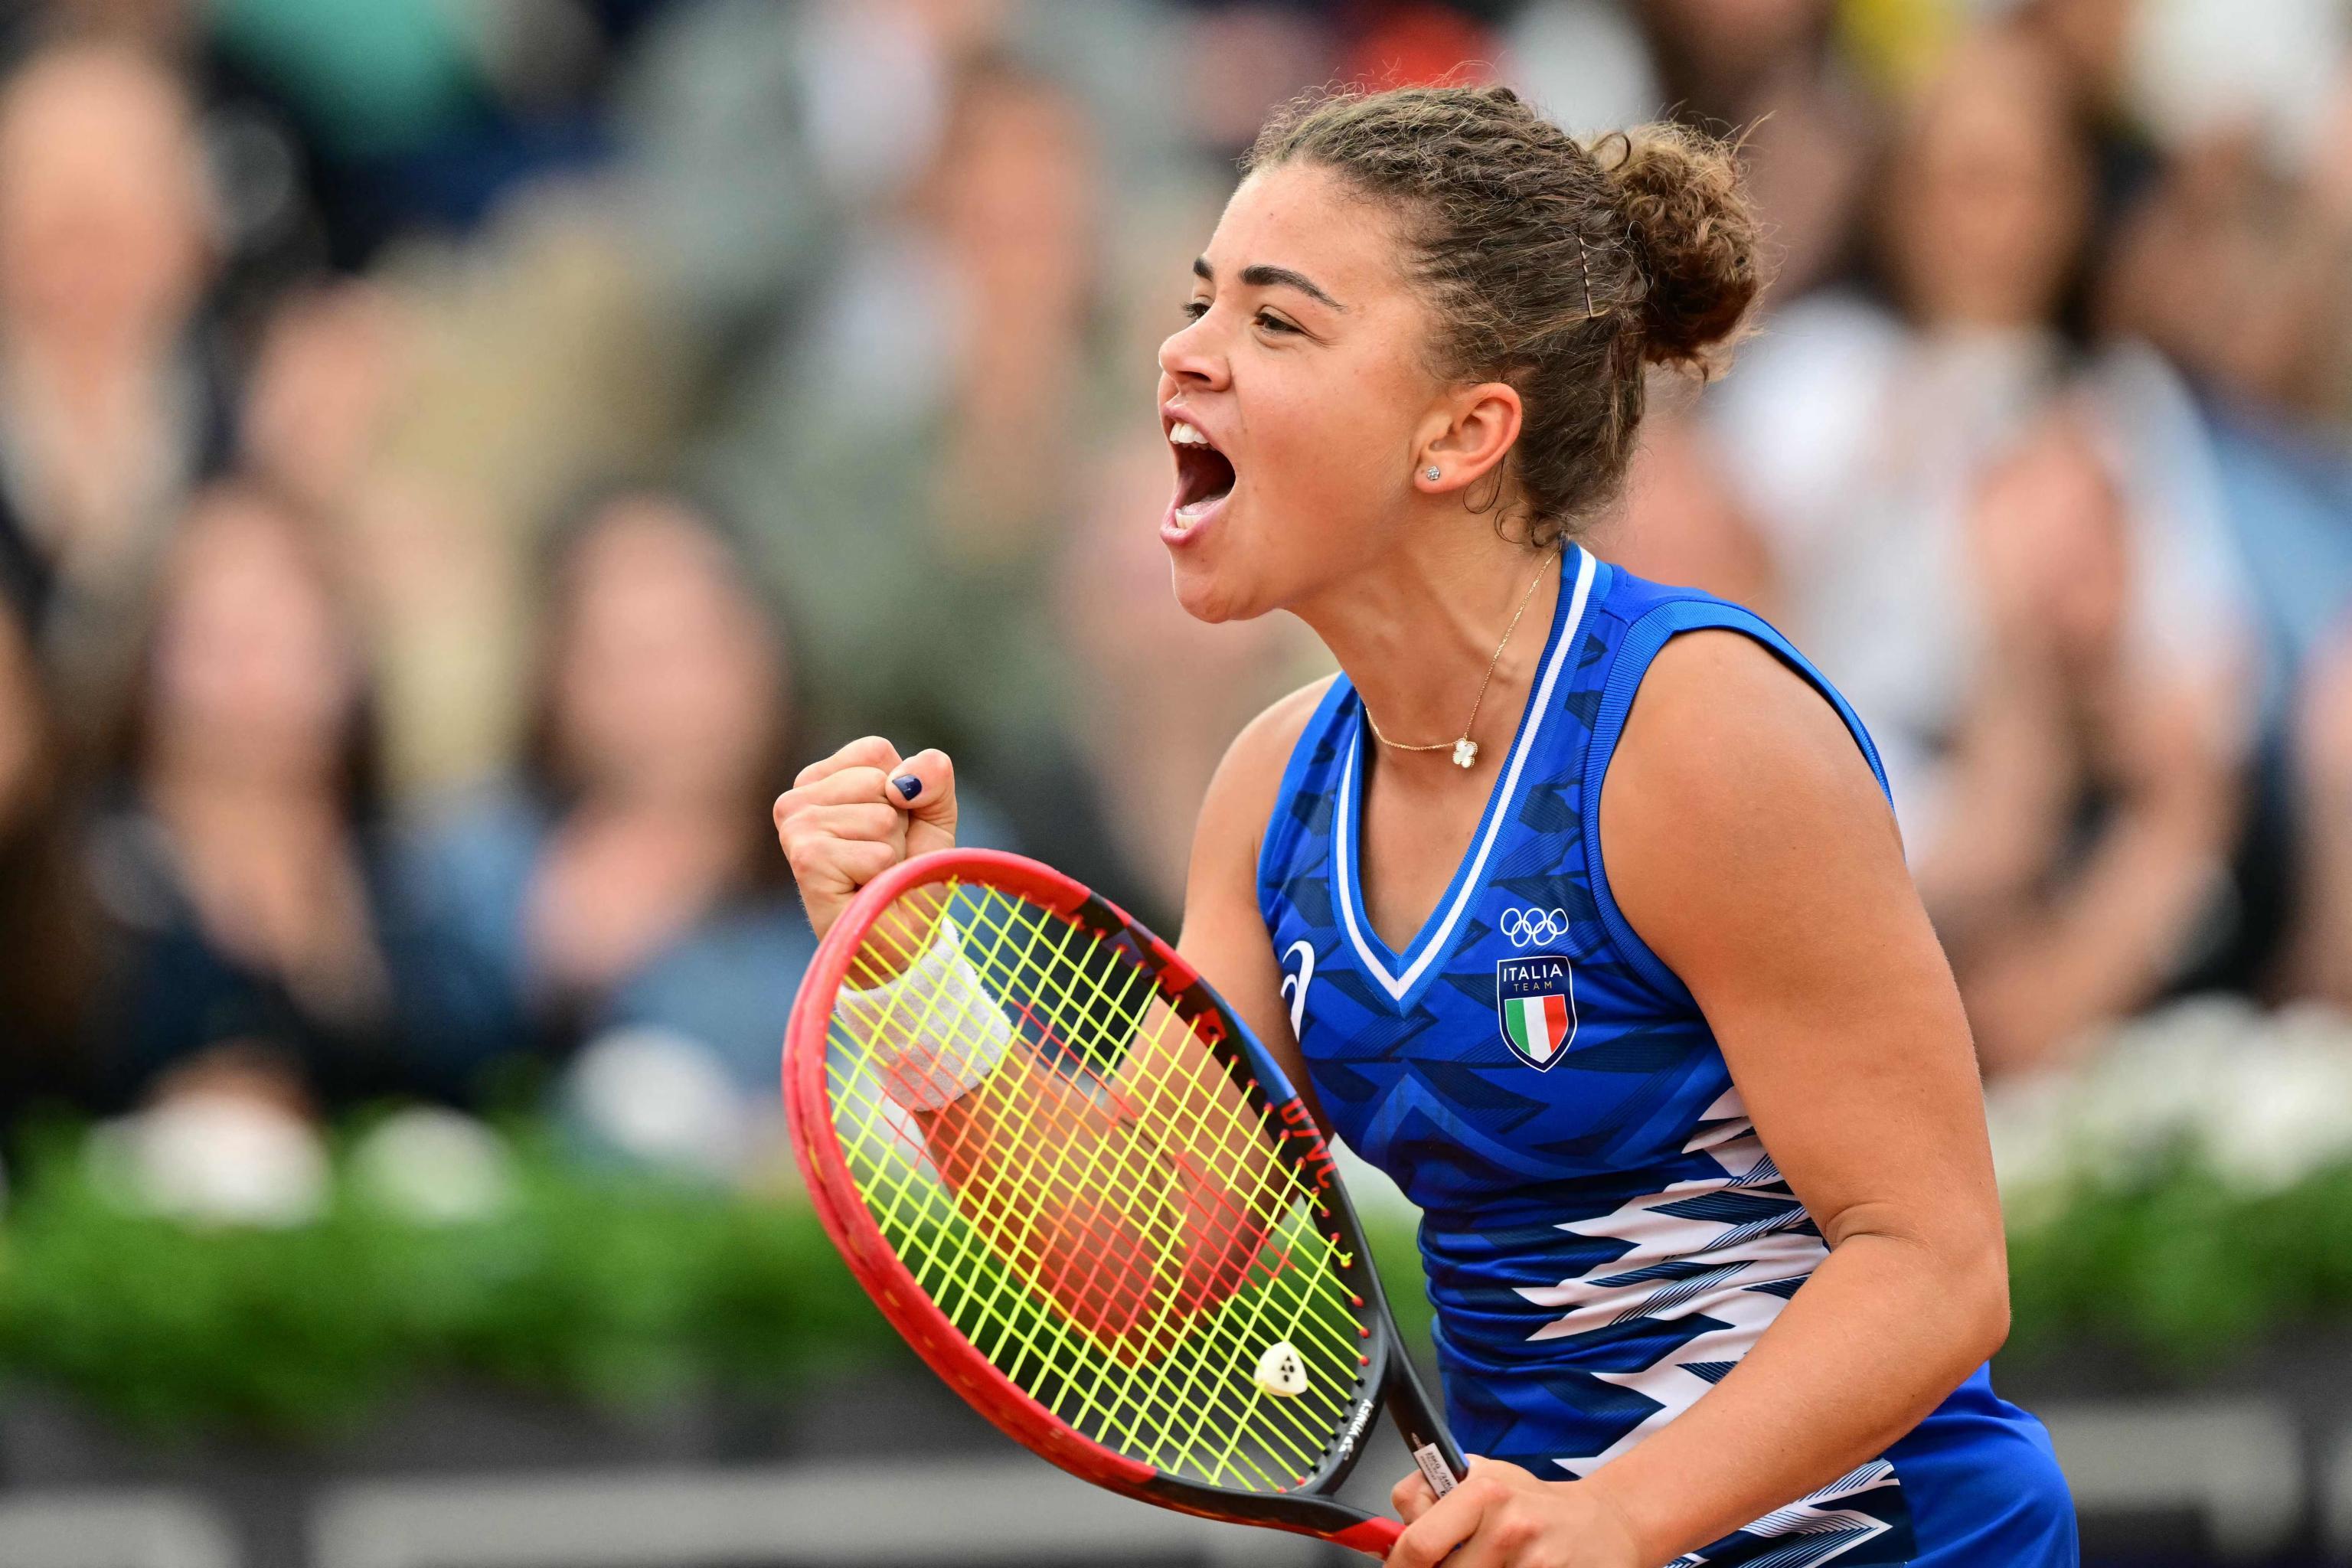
(935, 897), (1362, 1374)
(939, 902), (1365, 1468)
(838, 1063), (1348, 1491)
(868, 900), (1318, 1465)
(839, 889), (1356, 1483)
(853, 891), (1338, 1390)
(838, 900), (1315, 1475)
(825, 878), (1372, 1491)
(921, 892), (1367, 1441)
(854, 903), (1304, 1468)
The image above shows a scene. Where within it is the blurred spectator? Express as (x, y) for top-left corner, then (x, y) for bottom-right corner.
(1922, 420), (2239, 1073)
(1638, 0), (1878, 300)
(1171, 4), (1334, 158)
(0, 595), (98, 1123)
(2288, 632), (2352, 1013)
(2098, 83), (2352, 999)
(2104, 122), (2352, 715)
(201, 0), (644, 265)
(1336, 4), (1498, 93)
(1707, 31), (2252, 1069)
(1598, 399), (1777, 611)
(0, 0), (2331, 1129)
(1715, 32), (2095, 824)
(242, 250), (670, 801)
(240, 279), (412, 517)
(2009, 0), (2164, 240)
(240, 278), (531, 799)
(1501, 1), (1656, 138)
(704, 51), (1118, 851)
(16, 0), (340, 338)
(83, 479), (410, 1109)
(397, 486), (811, 1101)
(0, 36), (231, 712)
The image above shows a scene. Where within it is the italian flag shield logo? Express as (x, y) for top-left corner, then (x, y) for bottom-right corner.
(1494, 954), (1577, 1068)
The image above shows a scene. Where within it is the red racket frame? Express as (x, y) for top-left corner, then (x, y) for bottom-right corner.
(783, 847), (1459, 1557)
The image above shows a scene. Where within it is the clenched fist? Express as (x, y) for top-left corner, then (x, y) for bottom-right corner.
(772, 737), (957, 939)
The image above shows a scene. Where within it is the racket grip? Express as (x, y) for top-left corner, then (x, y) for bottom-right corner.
(1344, 1441), (1455, 1560)
(1412, 1439), (1462, 1499)
(1385, 1365), (1468, 1491)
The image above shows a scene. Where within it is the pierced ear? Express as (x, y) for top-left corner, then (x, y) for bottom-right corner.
(1415, 381), (1523, 494)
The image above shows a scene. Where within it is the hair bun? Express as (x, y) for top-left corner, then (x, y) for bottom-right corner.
(1593, 124), (1761, 370)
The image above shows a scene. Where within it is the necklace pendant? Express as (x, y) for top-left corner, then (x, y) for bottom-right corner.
(1452, 737), (1478, 769)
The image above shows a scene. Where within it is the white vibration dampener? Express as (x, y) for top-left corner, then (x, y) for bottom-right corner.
(1253, 1341), (1308, 1396)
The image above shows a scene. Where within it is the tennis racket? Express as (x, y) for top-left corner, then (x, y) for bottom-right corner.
(783, 847), (1463, 1557)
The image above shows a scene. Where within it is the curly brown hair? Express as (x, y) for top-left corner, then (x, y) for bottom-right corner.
(1245, 85), (1761, 547)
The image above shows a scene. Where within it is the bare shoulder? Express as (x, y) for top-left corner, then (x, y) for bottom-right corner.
(1602, 629), (1909, 978)
(1609, 630), (1891, 841)
(1183, 674), (1337, 894)
(1180, 674), (1338, 1011)
(1202, 675), (1338, 830)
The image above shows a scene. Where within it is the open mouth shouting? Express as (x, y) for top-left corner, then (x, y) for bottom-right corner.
(1162, 407), (1236, 547)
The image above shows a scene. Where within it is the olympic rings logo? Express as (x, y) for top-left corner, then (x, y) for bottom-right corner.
(1498, 907), (1571, 947)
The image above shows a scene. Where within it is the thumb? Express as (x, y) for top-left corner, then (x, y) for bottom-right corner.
(884, 748), (959, 854)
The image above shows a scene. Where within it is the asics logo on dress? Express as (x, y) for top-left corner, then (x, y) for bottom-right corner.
(1281, 939), (1315, 1036)
(1498, 907), (1571, 947)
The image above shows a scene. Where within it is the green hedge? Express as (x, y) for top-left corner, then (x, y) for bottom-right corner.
(0, 1122), (1440, 1439)
(2004, 1155), (2352, 1372)
(0, 1127), (900, 1436)
(1, 1119), (2343, 1440)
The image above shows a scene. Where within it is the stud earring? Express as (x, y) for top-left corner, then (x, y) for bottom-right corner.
(1423, 466), (1442, 482)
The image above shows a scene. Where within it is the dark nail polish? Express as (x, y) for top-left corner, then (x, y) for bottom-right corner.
(892, 774), (922, 802)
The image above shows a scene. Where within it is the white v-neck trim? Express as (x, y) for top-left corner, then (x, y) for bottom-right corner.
(1331, 546), (1599, 1005)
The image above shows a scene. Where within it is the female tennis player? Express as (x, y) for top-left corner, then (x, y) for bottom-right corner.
(775, 86), (2076, 1568)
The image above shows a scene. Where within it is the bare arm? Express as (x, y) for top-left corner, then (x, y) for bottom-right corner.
(1582, 632), (2009, 1562)
(1176, 677), (1337, 1128)
(1388, 633), (2008, 1568)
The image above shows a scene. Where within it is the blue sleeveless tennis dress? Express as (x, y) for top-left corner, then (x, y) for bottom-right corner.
(1257, 545), (2076, 1566)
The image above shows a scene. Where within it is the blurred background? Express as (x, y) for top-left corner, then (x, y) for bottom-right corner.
(0, 0), (2350, 1563)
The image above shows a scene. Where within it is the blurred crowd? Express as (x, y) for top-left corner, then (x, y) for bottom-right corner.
(0, 0), (2348, 1181)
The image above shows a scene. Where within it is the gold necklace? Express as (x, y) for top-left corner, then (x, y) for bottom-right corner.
(1361, 548), (1559, 769)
